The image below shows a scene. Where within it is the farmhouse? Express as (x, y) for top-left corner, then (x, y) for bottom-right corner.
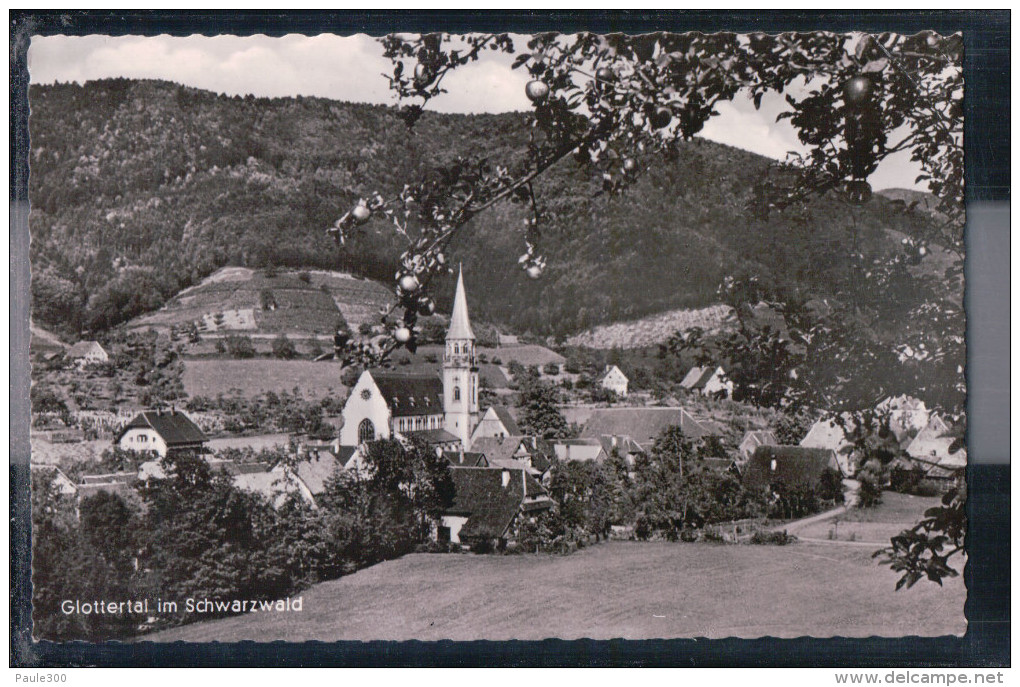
(798, 416), (858, 475)
(116, 409), (208, 458)
(67, 340), (109, 366)
(436, 466), (554, 549)
(598, 365), (629, 397)
(580, 407), (721, 450)
(742, 445), (844, 492)
(339, 268), (480, 450)
(680, 365), (733, 398)
(737, 429), (779, 467)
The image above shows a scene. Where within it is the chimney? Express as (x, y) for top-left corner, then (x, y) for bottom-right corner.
(501, 469), (511, 487)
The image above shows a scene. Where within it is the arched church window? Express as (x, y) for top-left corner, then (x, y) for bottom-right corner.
(358, 419), (375, 444)
(454, 344), (460, 355)
(454, 386), (461, 401)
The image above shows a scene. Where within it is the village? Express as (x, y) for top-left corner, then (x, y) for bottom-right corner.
(31, 267), (966, 558)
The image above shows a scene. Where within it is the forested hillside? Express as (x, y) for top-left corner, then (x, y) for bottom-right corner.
(29, 78), (940, 339)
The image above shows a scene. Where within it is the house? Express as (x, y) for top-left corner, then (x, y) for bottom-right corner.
(30, 464), (78, 496)
(742, 445), (844, 493)
(115, 409), (208, 458)
(138, 457), (269, 483)
(471, 435), (551, 480)
(470, 404), (520, 443)
(906, 416), (966, 476)
(232, 470), (311, 508)
(436, 466), (554, 549)
(876, 395), (930, 443)
(552, 438), (608, 463)
(799, 416), (858, 475)
(680, 365), (733, 398)
(598, 365), (629, 397)
(580, 407), (721, 451)
(67, 340), (109, 367)
(737, 429), (779, 466)
(338, 267), (479, 451)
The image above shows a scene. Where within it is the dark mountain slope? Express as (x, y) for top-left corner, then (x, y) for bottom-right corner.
(29, 78), (940, 338)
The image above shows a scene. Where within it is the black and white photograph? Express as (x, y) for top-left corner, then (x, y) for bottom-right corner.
(20, 21), (977, 651)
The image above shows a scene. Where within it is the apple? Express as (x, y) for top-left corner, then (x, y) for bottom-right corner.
(398, 274), (420, 293)
(413, 63), (433, 87)
(648, 107), (672, 129)
(525, 80), (550, 103)
(623, 157), (637, 173)
(844, 76), (874, 107)
(351, 204), (371, 223)
(845, 179), (873, 206)
(418, 298), (435, 316)
(526, 265), (543, 280)
(394, 327), (412, 343)
(918, 245), (928, 256)
(595, 67), (616, 83)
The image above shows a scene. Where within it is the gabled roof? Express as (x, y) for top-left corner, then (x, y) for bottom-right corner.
(742, 445), (842, 491)
(680, 366), (706, 389)
(471, 435), (529, 465)
(740, 430), (778, 451)
(800, 418), (853, 453)
(232, 471), (302, 507)
(116, 410), (207, 445)
(447, 466), (551, 540)
(580, 407), (719, 445)
(290, 452), (343, 495)
(599, 365), (627, 383)
(487, 405), (520, 435)
(491, 345), (566, 366)
(681, 366), (721, 390)
(447, 266), (475, 340)
(67, 341), (106, 358)
(405, 428), (461, 445)
(553, 439), (607, 463)
(478, 364), (510, 389)
(906, 416), (966, 468)
(370, 371), (445, 417)
(597, 435), (645, 456)
(445, 451), (489, 468)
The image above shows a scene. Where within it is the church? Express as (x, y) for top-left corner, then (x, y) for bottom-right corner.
(338, 267), (481, 452)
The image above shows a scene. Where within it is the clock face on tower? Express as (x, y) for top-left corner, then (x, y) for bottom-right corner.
(361, 389), (371, 400)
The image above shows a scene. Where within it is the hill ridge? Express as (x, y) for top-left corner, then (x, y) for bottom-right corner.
(29, 78), (942, 340)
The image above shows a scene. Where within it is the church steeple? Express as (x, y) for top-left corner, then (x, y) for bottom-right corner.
(443, 265), (478, 449)
(447, 265), (475, 341)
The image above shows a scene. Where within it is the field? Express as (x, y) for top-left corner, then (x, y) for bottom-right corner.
(565, 304), (735, 349)
(795, 492), (945, 544)
(182, 359), (346, 400)
(148, 536), (965, 642)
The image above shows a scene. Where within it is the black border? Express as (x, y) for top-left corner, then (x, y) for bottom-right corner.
(9, 10), (1010, 668)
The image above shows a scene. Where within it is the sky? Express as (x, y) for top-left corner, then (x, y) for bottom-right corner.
(27, 33), (923, 191)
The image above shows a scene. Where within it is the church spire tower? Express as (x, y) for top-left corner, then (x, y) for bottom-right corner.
(444, 266), (479, 448)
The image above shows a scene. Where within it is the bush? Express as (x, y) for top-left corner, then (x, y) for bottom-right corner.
(271, 334), (297, 359)
(543, 362), (561, 376)
(491, 356), (502, 365)
(297, 271), (312, 283)
(750, 530), (795, 545)
(424, 352), (438, 363)
(358, 323), (374, 336)
(225, 335), (256, 359)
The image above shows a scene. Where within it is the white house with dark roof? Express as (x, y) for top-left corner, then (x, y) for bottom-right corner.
(680, 365), (733, 398)
(470, 404), (521, 443)
(116, 409), (208, 458)
(67, 341), (109, 367)
(598, 365), (629, 397)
